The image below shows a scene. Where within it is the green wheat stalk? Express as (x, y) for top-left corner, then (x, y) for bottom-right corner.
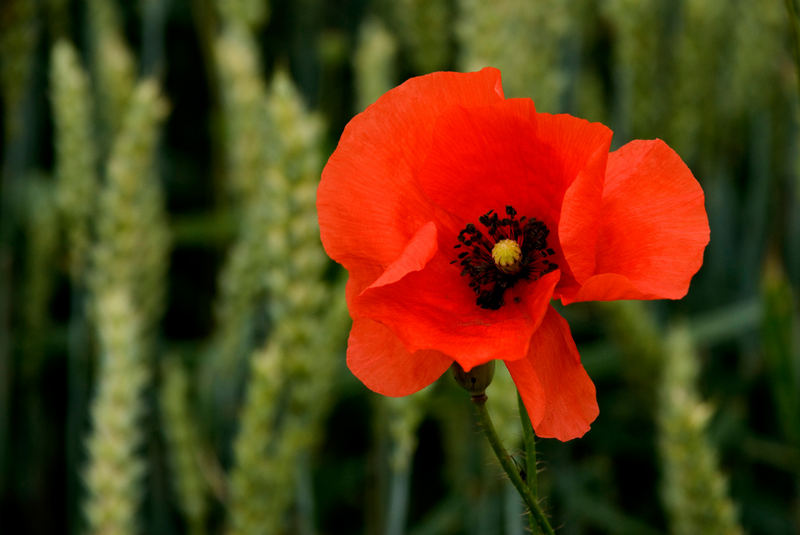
(227, 70), (348, 535)
(82, 76), (169, 535)
(51, 39), (98, 282)
(659, 326), (743, 535)
(457, 0), (572, 109)
(161, 358), (209, 535)
(83, 289), (147, 535)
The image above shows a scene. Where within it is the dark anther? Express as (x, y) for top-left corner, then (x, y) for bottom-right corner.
(454, 205), (557, 310)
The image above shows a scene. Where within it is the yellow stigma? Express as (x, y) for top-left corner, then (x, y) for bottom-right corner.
(491, 239), (522, 274)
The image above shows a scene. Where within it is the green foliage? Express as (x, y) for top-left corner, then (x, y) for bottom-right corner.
(89, 78), (170, 344)
(659, 326), (742, 535)
(457, 0), (574, 109)
(761, 258), (800, 445)
(83, 290), (147, 535)
(0, 0), (39, 140)
(87, 0), (137, 143)
(51, 40), (98, 281)
(227, 68), (348, 535)
(49, 7), (171, 534)
(486, 364), (522, 448)
(601, 0), (669, 138)
(18, 176), (60, 365)
(217, 0), (270, 29)
(599, 300), (664, 400)
(355, 17), (398, 110)
(384, 0), (452, 74)
(161, 358), (209, 535)
(200, 24), (273, 420)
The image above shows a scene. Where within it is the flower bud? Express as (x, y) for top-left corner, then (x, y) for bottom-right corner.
(451, 361), (495, 396)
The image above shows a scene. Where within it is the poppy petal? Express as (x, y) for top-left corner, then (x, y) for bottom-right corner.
(559, 139), (710, 304)
(538, 114), (613, 285)
(502, 357), (546, 428)
(355, 257), (560, 370)
(506, 306), (598, 441)
(318, 68), (505, 271)
(366, 221), (438, 291)
(416, 105), (613, 289)
(417, 99), (562, 233)
(347, 318), (452, 396)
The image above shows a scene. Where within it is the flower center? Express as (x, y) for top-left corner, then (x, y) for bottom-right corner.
(491, 239), (522, 274)
(452, 205), (557, 310)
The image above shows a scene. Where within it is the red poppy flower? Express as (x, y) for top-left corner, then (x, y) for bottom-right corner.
(317, 68), (709, 441)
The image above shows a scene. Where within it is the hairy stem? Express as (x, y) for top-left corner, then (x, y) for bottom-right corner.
(518, 393), (539, 534)
(471, 394), (555, 535)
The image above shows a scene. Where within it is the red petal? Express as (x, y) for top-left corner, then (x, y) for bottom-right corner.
(416, 105), (612, 289)
(354, 257), (560, 370)
(417, 99), (561, 233)
(366, 221), (438, 290)
(347, 318), (452, 396)
(539, 114), (613, 285)
(559, 139), (709, 304)
(506, 306), (598, 441)
(318, 68), (505, 273)
(502, 357), (546, 427)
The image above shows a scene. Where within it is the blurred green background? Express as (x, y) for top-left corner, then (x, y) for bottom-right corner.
(1, 0), (799, 534)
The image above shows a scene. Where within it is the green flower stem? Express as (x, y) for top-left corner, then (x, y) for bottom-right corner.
(517, 393), (539, 534)
(471, 394), (554, 535)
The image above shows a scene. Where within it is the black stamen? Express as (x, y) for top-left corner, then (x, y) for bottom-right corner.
(454, 205), (557, 310)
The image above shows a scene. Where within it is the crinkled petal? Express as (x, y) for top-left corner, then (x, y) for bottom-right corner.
(366, 221), (438, 291)
(347, 318), (452, 396)
(354, 255), (560, 370)
(506, 306), (598, 441)
(502, 356), (546, 427)
(417, 104), (613, 289)
(318, 68), (505, 272)
(417, 99), (559, 232)
(559, 139), (709, 304)
(540, 114), (613, 285)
